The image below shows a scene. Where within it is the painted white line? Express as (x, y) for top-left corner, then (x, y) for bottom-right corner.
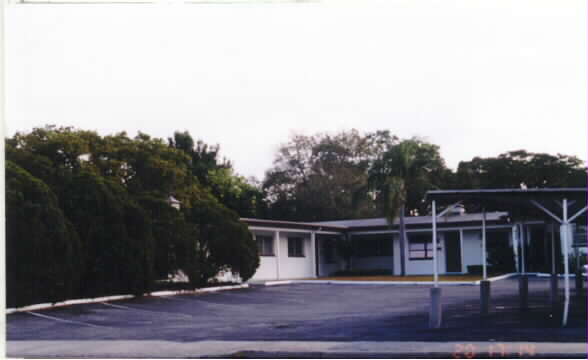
(100, 302), (134, 310)
(7, 285), (248, 314)
(26, 311), (104, 328)
(100, 302), (195, 319)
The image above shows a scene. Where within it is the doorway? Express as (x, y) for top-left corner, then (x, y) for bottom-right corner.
(445, 231), (462, 273)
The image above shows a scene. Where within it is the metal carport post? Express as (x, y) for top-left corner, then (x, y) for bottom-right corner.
(426, 188), (587, 328)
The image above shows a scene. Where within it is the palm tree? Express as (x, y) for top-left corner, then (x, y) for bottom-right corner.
(369, 138), (442, 276)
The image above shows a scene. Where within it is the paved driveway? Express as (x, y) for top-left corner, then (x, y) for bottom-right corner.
(7, 278), (586, 344)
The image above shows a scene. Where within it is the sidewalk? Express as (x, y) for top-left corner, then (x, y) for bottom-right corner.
(7, 340), (588, 358)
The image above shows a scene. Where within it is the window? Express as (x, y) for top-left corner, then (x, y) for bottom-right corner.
(288, 237), (305, 257)
(352, 234), (393, 257)
(256, 235), (274, 256)
(409, 233), (435, 260)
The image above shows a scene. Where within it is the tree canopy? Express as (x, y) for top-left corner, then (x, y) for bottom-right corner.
(7, 125), (586, 305)
(6, 126), (260, 307)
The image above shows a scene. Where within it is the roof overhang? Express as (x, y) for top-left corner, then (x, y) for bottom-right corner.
(240, 218), (347, 233)
(426, 188), (587, 203)
(425, 188), (587, 224)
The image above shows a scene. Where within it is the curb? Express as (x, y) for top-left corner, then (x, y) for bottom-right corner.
(263, 280), (293, 286)
(536, 272), (578, 278)
(291, 279), (477, 286)
(473, 272), (519, 284)
(263, 273), (535, 287)
(6, 284), (249, 315)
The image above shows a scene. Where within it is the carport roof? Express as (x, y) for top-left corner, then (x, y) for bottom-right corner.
(426, 188), (587, 203)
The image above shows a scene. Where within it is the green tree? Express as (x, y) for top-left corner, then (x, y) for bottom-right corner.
(368, 138), (449, 276)
(263, 129), (397, 221)
(456, 150), (587, 190)
(6, 161), (84, 307)
(169, 130), (265, 218)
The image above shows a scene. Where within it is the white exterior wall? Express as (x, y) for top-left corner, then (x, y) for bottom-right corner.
(249, 230), (316, 281)
(249, 230), (279, 281)
(252, 256), (278, 281)
(279, 233), (315, 279)
(248, 224), (514, 280)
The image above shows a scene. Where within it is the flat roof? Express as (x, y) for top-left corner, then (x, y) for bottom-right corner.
(426, 188), (587, 202)
(241, 212), (512, 233)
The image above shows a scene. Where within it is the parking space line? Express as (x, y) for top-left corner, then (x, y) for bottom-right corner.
(25, 311), (105, 328)
(100, 301), (197, 320)
(100, 302), (134, 310)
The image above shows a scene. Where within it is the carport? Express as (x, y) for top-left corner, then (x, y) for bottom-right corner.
(425, 188), (587, 328)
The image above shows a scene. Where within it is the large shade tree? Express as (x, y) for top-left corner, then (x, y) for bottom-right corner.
(263, 129), (397, 221)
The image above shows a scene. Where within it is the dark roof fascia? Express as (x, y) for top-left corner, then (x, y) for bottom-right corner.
(348, 219), (514, 232)
(241, 217), (519, 233)
(426, 188), (587, 203)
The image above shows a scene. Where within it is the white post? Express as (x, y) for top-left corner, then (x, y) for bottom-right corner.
(459, 229), (465, 273)
(520, 223), (526, 275)
(512, 225), (519, 273)
(562, 199), (570, 327)
(551, 223), (556, 274)
(310, 231), (317, 278)
(275, 231), (281, 280)
(432, 200), (438, 287)
(482, 209), (487, 280)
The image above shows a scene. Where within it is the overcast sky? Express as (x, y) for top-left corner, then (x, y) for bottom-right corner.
(5, 0), (587, 179)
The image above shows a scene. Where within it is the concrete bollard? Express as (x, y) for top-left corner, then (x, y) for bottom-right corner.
(480, 280), (491, 316)
(429, 287), (442, 329)
(550, 273), (559, 306)
(519, 275), (528, 311)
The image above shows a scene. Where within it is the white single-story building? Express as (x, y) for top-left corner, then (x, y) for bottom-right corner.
(241, 207), (561, 281)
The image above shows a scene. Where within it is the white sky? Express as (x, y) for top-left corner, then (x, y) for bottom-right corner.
(5, 0), (587, 179)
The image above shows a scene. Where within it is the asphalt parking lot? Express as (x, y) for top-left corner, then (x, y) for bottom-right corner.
(7, 278), (586, 345)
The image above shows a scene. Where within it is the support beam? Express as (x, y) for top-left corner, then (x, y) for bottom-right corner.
(429, 200), (442, 329)
(432, 200), (438, 287)
(310, 231), (317, 278)
(526, 226), (532, 272)
(530, 200), (563, 224)
(520, 223), (526, 275)
(482, 209), (487, 280)
(437, 201), (463, 218)
(275, 231), (281, 280)
(512, 225), (520, 273)
(568, 205), (587, 223)
(555, 200), (576, 209)
(551, 223), (556, 274)
(561, 198), (570, 327)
